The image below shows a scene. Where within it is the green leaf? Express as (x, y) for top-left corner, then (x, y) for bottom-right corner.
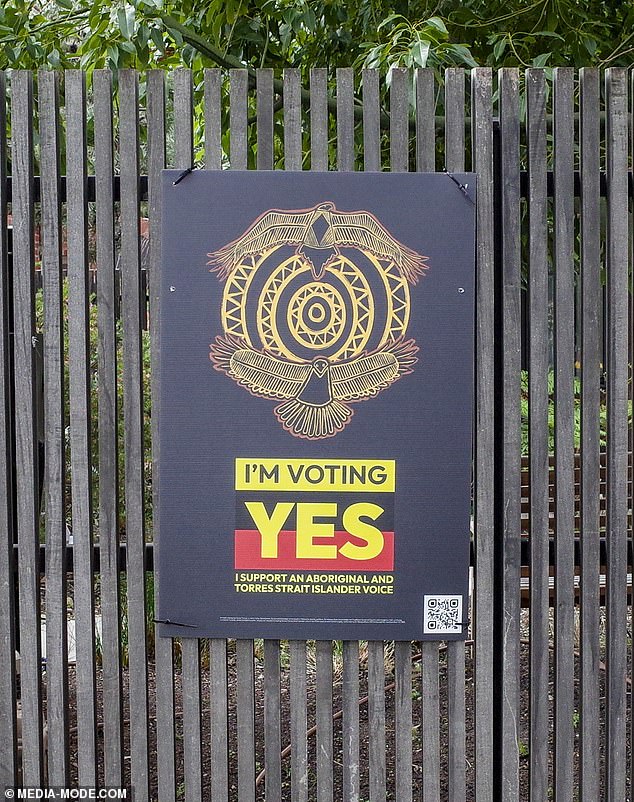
(107, 43), (119, 66)
(412, 39), (430, 68)
(531, 31), (564, 39)
(447, 43), (478, 67)
(150, 26), (164, 51)
(117, 6), (129, 39)
(137, 23), (150, 49)
(584, 38), (597, 56)
(493, 38), (507, 61)
(532, 52), (551, 68)
(48, 48), (61, 68)
(425, 17), (448, 36)
(377, 13), (406, 31)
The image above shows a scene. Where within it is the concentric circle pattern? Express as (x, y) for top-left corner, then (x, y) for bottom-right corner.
(221, 246), (410, 363)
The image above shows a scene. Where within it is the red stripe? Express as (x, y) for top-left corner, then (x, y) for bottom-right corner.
(234, 529), (394, 571)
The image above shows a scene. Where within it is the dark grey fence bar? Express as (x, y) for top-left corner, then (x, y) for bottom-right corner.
(579, 65), (601, 802)
(499, 67), (522, 802)
(471, 66), (494, 802)
(39, 68), (69, 789)
(0, 69), (18, 791)
(552, 66), (576, 802)
(93, 67), (124, 790)
(526, 67), (549, 802)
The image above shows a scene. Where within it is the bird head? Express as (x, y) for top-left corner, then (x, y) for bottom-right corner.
(312, 358), (329, 377)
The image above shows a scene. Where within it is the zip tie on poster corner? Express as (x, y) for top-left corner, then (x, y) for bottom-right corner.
(173, 166), (195, 185)
(444, 169), (475, 204)
(154, 617), (198, 629)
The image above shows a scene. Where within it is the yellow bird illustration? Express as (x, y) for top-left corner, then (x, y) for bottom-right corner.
(207, 202), (428, 284)
(210, 334), (419, 439)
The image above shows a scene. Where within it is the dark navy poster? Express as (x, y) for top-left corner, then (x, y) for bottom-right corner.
(157, 170), (476, 641)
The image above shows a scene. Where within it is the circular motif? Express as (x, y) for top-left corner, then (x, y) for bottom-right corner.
(220, 246), (410, 363)
(210, 202), (426, 440)
(287, 282), (346, 349)
(308, 304), (326, 323)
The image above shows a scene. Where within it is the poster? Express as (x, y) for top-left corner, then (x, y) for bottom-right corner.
(157, 170), (475, 641)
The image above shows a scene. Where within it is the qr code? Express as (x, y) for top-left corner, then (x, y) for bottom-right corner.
(424, 595), (463, 635)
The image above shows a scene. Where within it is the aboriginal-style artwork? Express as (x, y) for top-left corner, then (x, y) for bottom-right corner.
(208, 202), (428, 439)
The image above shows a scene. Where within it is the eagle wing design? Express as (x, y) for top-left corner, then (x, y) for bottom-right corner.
(327, 211), (428, 284)
(208, 204), (428, 284)
(210, 335), (311, 399)
(207, 210), (316, 279)
(330, 339), (419, 401)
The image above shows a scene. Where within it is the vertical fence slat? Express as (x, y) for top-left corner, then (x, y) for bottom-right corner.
(337, 68), (355, 173)
(445, 68), (465, 167)
(363, 66), (386, 802)
(310, 68), (328, 172)
(630, 69), (634, 802)
(395, 642), (413, 802)
(257, 68), (274, 171)
(626, 71), (634, 798)
(0, 70), (17, 790)
(13, 69), (43, 786)
(367, 642), (385, 802)
(210, 639), (229, 802)
(315, 641), (333, 802)
(417, 66), (439, 802)
(290, 640), (308, 802)
(390, 67), (409, 173)
(578, 66), (601, 802)
(119, 69), (151, 801)
(552, 66), (576, 802)
(172, 67), (203, 802)
(283, 67), (308, 802)
(236, 638), (256, 802)
(414, 66), (451, 802)
(337, 65), (359, 802)
(202, 67), (229, 802)
(65, 69), (97, 787)
(256, 66), (281, 802)
(93, 68), (123, 787)
(229, 70), (256, 802)
(284, 68), (302, 170)
(342, 641), (360, 802)
(415, 70), (435, 173)
(362, 69), (380, 172)
(471, 66), (494, 802)
(147, 67), (177, 802)
(421, 643), (440, 802)
(499, 67), (521, 802)
(525, 67), (550, 802)
(604, 66), (628, 802)
(39, 68), (70, 787)
(230, 69), (249, 170)
(310, 65), (334, 802)
(204, 69), (222, 171)
(390, 63), (413, 802)
(444, 66), (467, 802)
(263, 639), (281, 802)
(311, 68), (334, 802)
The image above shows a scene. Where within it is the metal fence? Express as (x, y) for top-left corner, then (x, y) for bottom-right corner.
(0, 66), (632, 802)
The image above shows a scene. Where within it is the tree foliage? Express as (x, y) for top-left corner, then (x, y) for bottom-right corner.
(1, 0), (633, 75)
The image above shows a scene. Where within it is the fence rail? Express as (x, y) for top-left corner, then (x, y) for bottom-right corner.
(0, 66), (632, 802)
